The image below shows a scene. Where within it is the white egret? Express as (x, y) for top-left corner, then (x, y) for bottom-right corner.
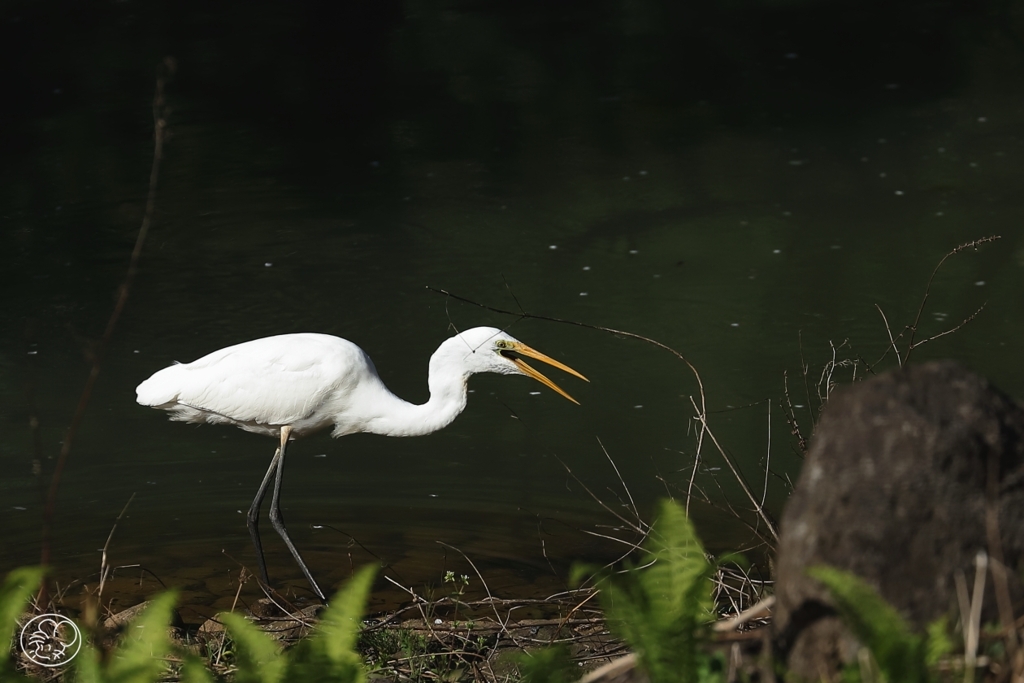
(136, 326), (587, 601)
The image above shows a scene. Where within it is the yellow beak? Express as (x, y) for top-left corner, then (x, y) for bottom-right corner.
(507, 342), (589, 405)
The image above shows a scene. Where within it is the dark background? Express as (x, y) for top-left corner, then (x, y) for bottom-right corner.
(2, 0), (1022, 616)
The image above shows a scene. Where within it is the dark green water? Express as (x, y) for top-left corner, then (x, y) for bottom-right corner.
(2, 0), (1023, 620)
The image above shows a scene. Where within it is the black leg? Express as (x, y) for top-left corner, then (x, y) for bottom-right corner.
(247, 447), (281, 586)
(267, 426), (328, 603)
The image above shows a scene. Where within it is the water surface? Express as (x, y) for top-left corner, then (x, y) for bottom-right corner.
(2, 0), (1023, 620)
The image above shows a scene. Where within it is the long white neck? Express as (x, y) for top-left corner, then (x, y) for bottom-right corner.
(333, 341), (473, 438)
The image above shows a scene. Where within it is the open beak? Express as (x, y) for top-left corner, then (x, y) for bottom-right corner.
(506, 342), (589, 405)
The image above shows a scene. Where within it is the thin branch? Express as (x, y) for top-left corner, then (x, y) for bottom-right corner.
(595, 437), (641, 528)
(689, 397), (778, 541)
(40, 58), (174, 583)
(907, 303), (987, 353)
(761, 399), (771, 510)
(686, 418), (708, 516)
(426, 286), (707, 420)
(554, 454), (644, 534)
(904, 235), (1000, 362)
(798, 330), (814, 426)
(968, 551), (988, 676)
(428, 288), (771, 543)
(874, 304), (902, 369)
(437, 541), (522, 647)
(783, 371), (807, 456)
(501, 273), (528, 317)
(97, 493), (137, 599)
(986, 450), (1020, 662)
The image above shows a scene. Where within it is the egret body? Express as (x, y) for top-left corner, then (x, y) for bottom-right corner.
(136, 326), (587, 601)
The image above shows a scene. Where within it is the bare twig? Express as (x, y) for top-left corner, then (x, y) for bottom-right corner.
(556, 455), (642, 534)
(954, 569), (972, 678)
(383, 574), (427, 604)
(965, 551), (988, 678)
(97, 493), (137, 599)
(429, 287), (779, 544)
(985, 450), (1020, 666)
(436, 541), (520, 647)
(40, 58), (175, 589)
(908, 303), (987, 352)
(580, 654), (637, 683)
(712, 595), (775, 633)
(686, 418), (709, 516)
(816, 341), (853, 406)
(596, 437), (641, 527)
(782, 371), (807, 456)
(903, 235), (1000, 363)
(791, 237), (998, 472)
(689, 397), (778, 541)
(761, 399), (771, 510)
(426, 286), (707, 419)
(798, 330), (814, 426)
(874, 304), (902, 369)
(212, 568), (251, 667)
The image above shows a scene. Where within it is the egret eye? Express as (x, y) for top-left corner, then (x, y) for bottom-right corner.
(495, 340), (517, 359)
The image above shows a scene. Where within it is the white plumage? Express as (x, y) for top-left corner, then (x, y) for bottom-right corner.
(137, 333), (388, 436)
(136, 326), (587, 601)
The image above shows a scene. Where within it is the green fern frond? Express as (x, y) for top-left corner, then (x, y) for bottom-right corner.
(102, 591), (180, 683)
(591, 499), (721, 683)
(808, 565), (933, 683)
(517, 645), (577, 683)
(284, 564), (376, 683)
(0, 567), (45, 681)
(219, 611), (287, 683)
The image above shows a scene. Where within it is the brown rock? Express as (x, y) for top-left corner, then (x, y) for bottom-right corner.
(103, 600), (185, 632)
(773, 361), (1024, 680)
(197, 599), (322, 645)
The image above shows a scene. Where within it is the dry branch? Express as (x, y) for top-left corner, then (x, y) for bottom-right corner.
(39, 58), (175, 592)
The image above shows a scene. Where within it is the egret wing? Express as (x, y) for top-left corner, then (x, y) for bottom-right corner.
(137, 333), (370, 427)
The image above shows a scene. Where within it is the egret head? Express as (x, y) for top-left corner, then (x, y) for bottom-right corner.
(445, 327), (589, 404)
